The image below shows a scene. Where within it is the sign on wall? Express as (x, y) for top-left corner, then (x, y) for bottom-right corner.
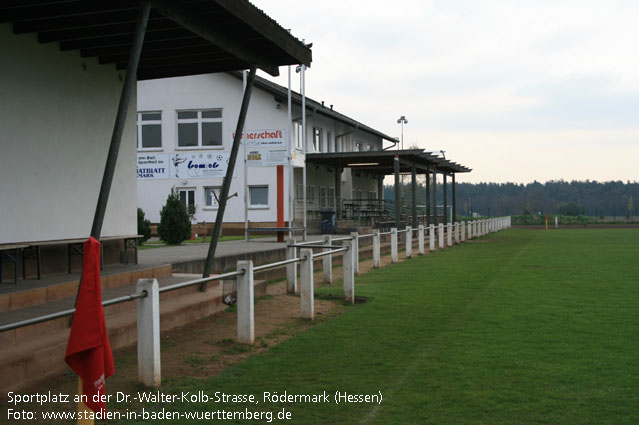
(234, 129), (288, 166)
(137, 154), (169, 179)
(137, 152), (232, 179)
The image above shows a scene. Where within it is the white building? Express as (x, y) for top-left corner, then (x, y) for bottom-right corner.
(137, 72), (397, 234)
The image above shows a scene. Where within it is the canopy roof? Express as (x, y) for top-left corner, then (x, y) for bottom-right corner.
(306, 149), (472, 175)
(1, 0), (312, 78)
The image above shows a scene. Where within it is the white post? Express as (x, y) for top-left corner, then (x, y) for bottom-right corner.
(137, 278), (161, 387)
(418, 224), (425, 255)
(447, 223), (452, 247)
(438, 223), (444, 249)
(286, 238), (297, 294)
(350, 231), (359, 275)
(343, 240), (355, 304)
(391, 227), (398, 263)
(373, 230), (381, 268)
(555, 216), (558, 228)
(468, 221), (472, 239)
(236, 260), (254, 344)
(461, 221), (466, 242)
(429, 224), (435, 252)
(405, 226), (412, 258)
(454, 223), (459, 244)
(300, 248), (314, 319)
(322, 234), (332, 283)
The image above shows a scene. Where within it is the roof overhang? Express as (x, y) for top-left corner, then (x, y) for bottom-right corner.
(306, 149), (472, 175)
(1, 0), (312, 78)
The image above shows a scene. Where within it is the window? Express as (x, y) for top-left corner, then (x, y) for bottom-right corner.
(177, 109), (222, 148)
(326, 132), (333, 152)
(249, 185), (269, 207)
(296, 183), (304, 202)
(294, 122), (303, 149)
(307, 185), (316, 203)
(319, 186), (328, 207)
(137, 112), (162, 149)
(313, 127), (322, 152)
(178, 188), (195, 215)
(355, 142), (362, 152)
(204, 186), (221, 208)
(336, 137), (342, 152)
(352, 189), (357, 200)
(368, 191), (377, 200)
(367, 144), (373, 151)
(357, 189), (363, 200)
(328, 187), (335, 208)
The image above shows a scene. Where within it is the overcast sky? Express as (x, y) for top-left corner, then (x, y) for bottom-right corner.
(251, 0), (639, 184)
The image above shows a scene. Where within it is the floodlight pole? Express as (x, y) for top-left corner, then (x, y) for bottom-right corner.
(201, 66), (257, 290)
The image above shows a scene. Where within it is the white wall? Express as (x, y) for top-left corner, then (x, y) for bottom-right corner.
(137, 73), (290, 224)
(0, 25), (137, 244)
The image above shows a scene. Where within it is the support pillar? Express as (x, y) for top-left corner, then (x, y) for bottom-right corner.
(236, 260), (254, 344)
(137, 278), (160, 387)
(300, 248), (314, 320)
(452, 173), (457, 223)
(343, 240), (355, 304)
(429, 224), (435, 252)
(411, 165), (417, 228)
(201, 66), (257, 290)
(425, 170), (431, 225)
(335, 167), (342, 219)
(350, 232), (359, 275)
(418, 224), (425, 255)
(447, 223), (452, 247)
(443, 174), (448, 225)
(391, 228), (398, 263)
(438, 223), (444, 249)
(405, 226), (412, 258)
(432, 171), (438, 226)
(322, 235), (332, 283)
(394, 155), (401, 228)
(286, 238), (297, 294)
(373, 230), (381, 268)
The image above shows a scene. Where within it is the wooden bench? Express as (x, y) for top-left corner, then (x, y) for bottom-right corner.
(0, 243), (28, 284)
(11, 235), (142, 281)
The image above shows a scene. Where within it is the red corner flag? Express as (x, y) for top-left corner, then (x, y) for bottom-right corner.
(65, 237), (115, 413)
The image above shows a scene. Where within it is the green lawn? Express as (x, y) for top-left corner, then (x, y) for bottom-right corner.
(128, 228), (639, 424)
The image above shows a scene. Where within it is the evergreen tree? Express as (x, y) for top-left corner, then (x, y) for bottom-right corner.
(137, 208), (152, 244)
(158, 189), (191, 245)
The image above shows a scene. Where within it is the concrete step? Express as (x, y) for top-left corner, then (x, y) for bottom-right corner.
(0, 276), (267, 392)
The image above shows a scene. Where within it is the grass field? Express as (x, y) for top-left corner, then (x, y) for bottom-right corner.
(131, 228), (638, 424)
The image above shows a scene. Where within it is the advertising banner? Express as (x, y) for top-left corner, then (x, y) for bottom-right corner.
(235, 129), (288, 166)
(137, 152), (232, 179)
(137, 154), (169, 179)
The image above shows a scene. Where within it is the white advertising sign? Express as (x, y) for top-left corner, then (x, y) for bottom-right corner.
(235, 129), (288, 166)
(137, 152), (233, 179)
(137, 154), (169, 179)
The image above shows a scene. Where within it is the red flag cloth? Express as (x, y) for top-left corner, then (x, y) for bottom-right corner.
(65, 237), (114, 413)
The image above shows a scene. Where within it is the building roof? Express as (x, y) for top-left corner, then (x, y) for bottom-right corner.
(1, 0), (312, 78)
(306, 149), (472, 175)
(229, 72), (399, 145)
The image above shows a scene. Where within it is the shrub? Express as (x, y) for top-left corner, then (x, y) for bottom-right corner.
(158, 189), (191, 245)
(137, 208), (152, 244)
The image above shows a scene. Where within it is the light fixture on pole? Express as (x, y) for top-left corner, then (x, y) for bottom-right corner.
(397, 115), (407, 150)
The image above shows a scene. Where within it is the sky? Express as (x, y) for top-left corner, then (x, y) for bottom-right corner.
(251, 0), (639, 184)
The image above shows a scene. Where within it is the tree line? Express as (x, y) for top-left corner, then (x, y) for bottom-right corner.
(384, 180), (639, 218)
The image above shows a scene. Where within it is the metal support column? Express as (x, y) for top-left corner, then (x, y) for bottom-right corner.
(452, 173), (457, 222)
(335, 167), (342, 219)
(411, 165), (417, 228)
(432, 170), (438, 226)
(425, 169), (431, 225)
(73, 2), (150, 311)
(394, 155), (400, 228)
(443, 174), (448, 225)
(201, 66), (257, 289)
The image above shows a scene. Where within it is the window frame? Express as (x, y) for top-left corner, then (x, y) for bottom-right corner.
(176, 109), (223, 149)
(137, 111), (163, 151)
(248, 185), (269, 209)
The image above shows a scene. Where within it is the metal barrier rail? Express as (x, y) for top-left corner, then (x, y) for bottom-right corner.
(159, 270), (244, 294)
(359, 233), (375, 238)
(312, 247), (347, 259)
(332, 236), (352, 242)
(253, 257), (300, 273)
(0, 291), (147, 333)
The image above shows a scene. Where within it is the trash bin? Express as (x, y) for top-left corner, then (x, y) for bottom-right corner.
(321, 209), (336, 234)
